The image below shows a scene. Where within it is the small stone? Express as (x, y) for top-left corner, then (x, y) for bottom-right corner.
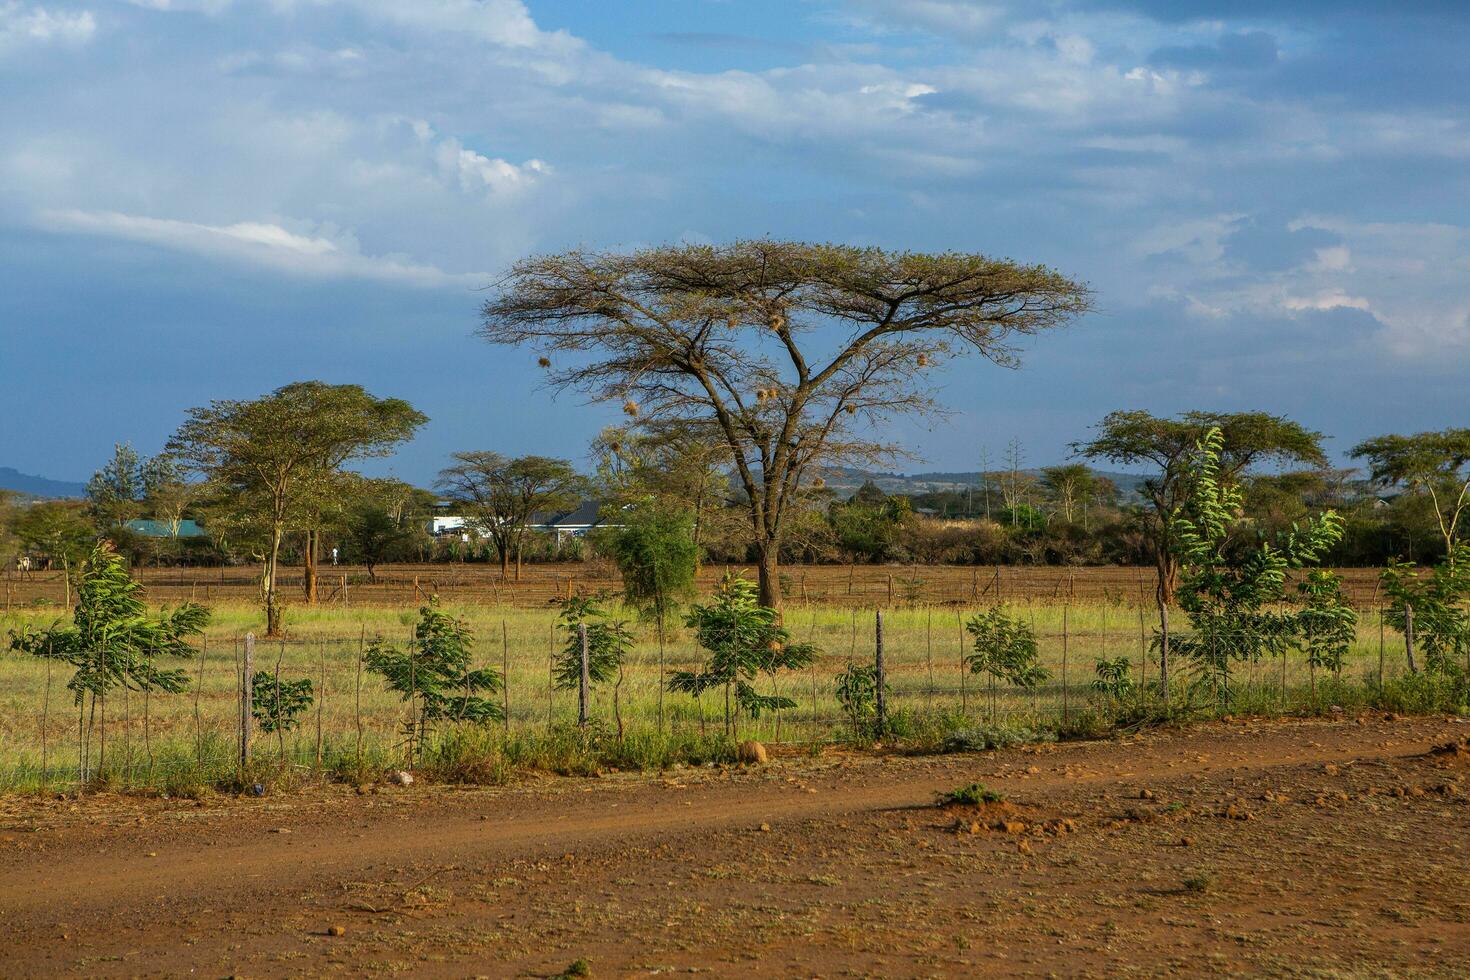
(389, 770), (414, 786)
(1017, 840), (1033, 855)
(355, 784), (371, 796)
(146, 851), (158, 858)
(1179, 836), (1194, 847)
(327, 925), (346, 937)
(737, 741), (768, 765)
(271, 827), (291, 834)
(759, 823), (771, 833)
(1002, 821), (1028, 835)
(1139, 788), (1155, 800)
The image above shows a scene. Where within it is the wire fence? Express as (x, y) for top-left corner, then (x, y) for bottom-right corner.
(0, 603), (1432, 793)
(1, 563), (1396, 611)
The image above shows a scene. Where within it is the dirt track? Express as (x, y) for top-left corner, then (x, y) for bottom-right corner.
(3, 716), (1469, 977)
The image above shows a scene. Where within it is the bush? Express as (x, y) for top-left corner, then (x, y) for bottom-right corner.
(937, 782), (1005, 806)
(941, 725), (1057, 753)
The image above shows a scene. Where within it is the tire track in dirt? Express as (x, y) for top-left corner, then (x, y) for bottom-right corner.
(0, 717), (1455, 925)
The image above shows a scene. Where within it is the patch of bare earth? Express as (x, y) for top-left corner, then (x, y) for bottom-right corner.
(2, 715), (1468, 977)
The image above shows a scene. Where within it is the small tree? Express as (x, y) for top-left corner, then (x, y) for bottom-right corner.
(603, 506), (699, 624)
(13, 501), (95, 606)
(672, 575), (816, 735)
(965, 606), (1048, 721)
(252, 668), (314, 760)
(554, 593), (635, 733)
(8, 542), (209, 782)
(1381, 557), (1469, 677)
(366, 597), (503, 762)
(1091, 657), (1136, 703)
(1295, 570), (1358, 690)
(602, 506), (699, 730)
(1167, 428), (1347, 704)
(834, 660), (881, 739)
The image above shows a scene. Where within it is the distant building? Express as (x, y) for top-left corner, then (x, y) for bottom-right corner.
(124, 518), (208, 538)
(427, 501), (624, 543)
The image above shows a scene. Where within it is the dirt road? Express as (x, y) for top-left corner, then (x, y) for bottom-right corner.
(3, 716), (1469, 977)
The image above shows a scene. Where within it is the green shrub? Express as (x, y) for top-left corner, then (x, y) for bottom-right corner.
(937, 782), (1005, 806)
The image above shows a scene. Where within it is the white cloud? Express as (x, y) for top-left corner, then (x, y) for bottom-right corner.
(1144, 213), (1470, 357)
(136, 0), (577, 50)
(0, 2), (95, 53)
(39, 209), (483, 286)
(846, 0), (1006, 38)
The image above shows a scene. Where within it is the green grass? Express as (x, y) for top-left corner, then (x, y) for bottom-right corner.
(0, 598), (1462, 794)
(937, 782), (1006, 806)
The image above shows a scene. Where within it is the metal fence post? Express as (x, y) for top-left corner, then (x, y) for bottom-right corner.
(874, 610), (887, 736)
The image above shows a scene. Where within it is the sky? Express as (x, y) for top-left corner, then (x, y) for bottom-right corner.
(1, 0), (1467, 485)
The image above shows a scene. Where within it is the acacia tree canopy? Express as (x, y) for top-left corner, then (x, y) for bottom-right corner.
(436, 452), (586, 579)
(166, 381), (426, 635)
(479, 240), (1091, 608)
(1074, 409), (1327, 605)
(1351, 428), (1470, 559)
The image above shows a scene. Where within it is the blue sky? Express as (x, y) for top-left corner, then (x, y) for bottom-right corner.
(1, 0), (1466, 485)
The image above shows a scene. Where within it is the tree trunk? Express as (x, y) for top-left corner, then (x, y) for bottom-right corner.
(756, 542), (781, 611)
(265, 525), (284, 637)
(303, 529), (318, 604)
(1153, 548), (1178, 607)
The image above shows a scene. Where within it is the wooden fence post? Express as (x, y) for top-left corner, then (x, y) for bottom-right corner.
(241, 632), (254, 773)
(1157, 602), (1170, 707)
(1061, 603), (1070, 725)
(874, 610), (887, 737)
(1378, 607), (1385, 688)
(1404, 603), (1417, 674)
(958, 611), (968, 716)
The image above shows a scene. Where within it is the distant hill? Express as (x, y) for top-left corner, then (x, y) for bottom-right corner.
(814, 466), (1149, 501)
(0, 467), (87, 499)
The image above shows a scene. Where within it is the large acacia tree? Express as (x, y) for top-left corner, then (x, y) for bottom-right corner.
(479, 241), (1090, 608)
(1074, 410), (1326, 605)
(167, 381), (426, 635)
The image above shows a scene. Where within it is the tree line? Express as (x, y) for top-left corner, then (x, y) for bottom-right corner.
(1, 242), (1465, 635)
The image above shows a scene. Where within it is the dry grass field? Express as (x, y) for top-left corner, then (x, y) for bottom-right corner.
(0, 561), (1396, 610)
(0, 561), (1426, 794)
